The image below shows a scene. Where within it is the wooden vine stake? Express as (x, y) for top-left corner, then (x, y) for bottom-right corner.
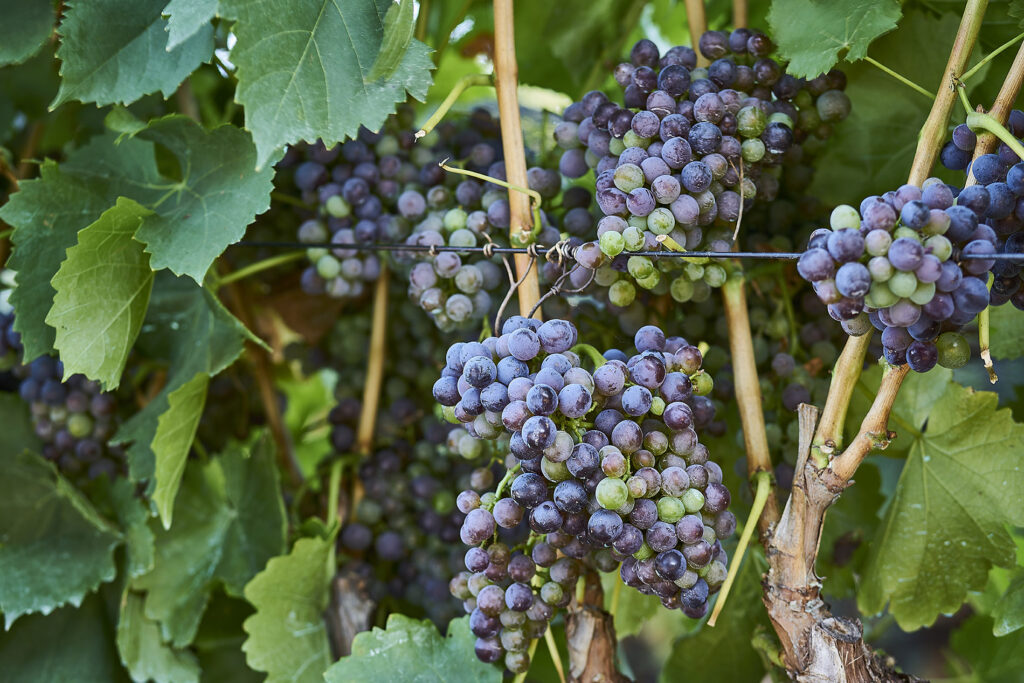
(493, 0), (542, 321)
(759, 2), (989, 679)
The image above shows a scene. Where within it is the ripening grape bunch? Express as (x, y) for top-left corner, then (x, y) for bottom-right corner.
(435, 320), (734, 672)
(553, 29), (852, 307)
(0, 312), (125, 481)
(797, 177), (998, 372)
(940, 117), (1024, 309)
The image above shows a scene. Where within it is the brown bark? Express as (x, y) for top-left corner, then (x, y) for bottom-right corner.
(325, 568), (376, 658)
(565, 572), (629, 683)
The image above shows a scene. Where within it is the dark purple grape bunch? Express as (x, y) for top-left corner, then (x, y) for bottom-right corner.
(1, 312), (125, 481)
(553, 29), (851, 303)
(797, 178), (996, 371)
(337, 421), (501, 627)
(446, 323), (732, 672)
(940, 117), (1024, 311)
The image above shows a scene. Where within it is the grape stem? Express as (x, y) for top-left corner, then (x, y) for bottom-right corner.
(966, 110), (1024, 162)
(722, 275), (780, 534)
(684, 0), (709, 67)
(511, 636), (541, 683)
(355, 267), (390, 456)
(570, 343), (607, 370)
(960, 29), (1024, 82)
(810, 333), (871, 465)
(733, 0), (747, 29)
(493, 0), (543, 319)
(863, 56), (935, 99)
(543, 626), (567, 683)
(212, 251), (305, 289)
(415, 74), (493, 139)
(489, 462), (521, 507)
(707, 470), (770, 627)
(437, 159), (543, 235)
(829, 364), (909, 481)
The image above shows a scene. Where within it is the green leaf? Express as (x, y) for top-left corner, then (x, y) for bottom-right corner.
(767, 0), (901, 78)
(117, 590), (201, 683)
(107, 478), (157, 579)
(599, 567), (662, 638)
(660, 550), (770, 682)
(45, 197), (154, 389)
(220, 0), (435, 168)
(133, 437), (286, 647)
(0, 595), (129, 682)
(194, 594), (262, 683)
(131, 116), (277, 282)
(162, 0), (219, 50)
(0, 393), (43, 455)
(990, 305), (1024, 360)
(858, 381), (1024, 630)
(993, 571), (1024, 636)
(951, 614), (1024, 682)
(367, 0), (415, 82)
(53, 0), (213, 107)
(114, 272), (255, 516)
(324, 614), (501, 683)
(0, 0), (55, 66)
(0, 450), (121, 628)
(242, 533), (337, 683)
(151, 373), (210, 526)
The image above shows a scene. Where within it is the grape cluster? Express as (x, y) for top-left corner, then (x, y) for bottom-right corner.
(941, 117), (1024, 310)
(1, 312), (125, 481)
(437, 320), (734, 672)
(797, 179), (995, 371)
(554, 30), (851, 306)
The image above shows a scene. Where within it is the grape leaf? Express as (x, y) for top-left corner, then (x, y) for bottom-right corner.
(194, 594), (262, 683)
(767, 0), (901, 78)
(162, 0), (219, 50)
(114, 273), (257, 524)
(993, 571), (1024, 636)
(990, 305), (1024, 360)
(324, 614), (500, 683)
(0, 596), (128, 682)
(242, 533), (337, 683)
(132, 437), (286, 647)
(367, 0), (416, 82)
(107, 478), (157, 579)
(858, 381), (1024, 630)
(151, 373), (210, 526)
(660, 550), (770, 682)
(951, 614), (1024, 681)
(53, 0), (213, 107)
(117, 590), (200, 683)
(131, 116), (277, 282)
(45, 197), (154, 389)
(0, 0), (55, 66)
(0, 450), (121, 628)
(219, 0), (435, 168)
(0, 393), (42, 455)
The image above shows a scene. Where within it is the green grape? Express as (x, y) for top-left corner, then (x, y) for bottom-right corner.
(623, 226), (645, 251)
(650, 396), (666, 416)
(682, 488), (705, 513)
(736, 105), (767, 138)
(307, 247), (328, 261)
(541, 457), (571, 482)
(599, 230), (625, 257)
(830, 204), (860, 231)
(67, 413), (94, 439)
(594, 265), (620, 286)
(596, 477), (629, 509)
(317, 254), (341, 279)
(636, 271), (660, 290)
(325, 195), (351, 218)
(892, 227), (920, 241)
(628, 256), (655, 280)
(703, 264), (727, 288)
(925, 235), (952, 261)
(936, 331), (970, 368)
(608, 137), (626, 155)
(633, 542), (654, 560)
(684, 262), (705, 280)
(691, 370), (713, 396)
(622, 130), (651, 149)
(888, 271), (918, 298)
(627, 214), (648, 230)
(444, 207), (468, 231)
(648, 207), (675, 235)
(449, 228), (476, 248)
(609, 280), (636, 306)
(866, 281), (897, 308)
(691, 279), (712, 302)
(910, 281), (935, 305)
(768, 112), (794, 129)
(613, 163), (645, 192)
(657, 496), (686, 523)
(670, 276), (695, 302)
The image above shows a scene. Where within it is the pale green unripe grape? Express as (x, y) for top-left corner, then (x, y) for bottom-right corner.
(768, 112), (794, 129)
(596, 477), (629, 509)
(645, 430), (668, 455)
(704, 560), (728, 588)
(307, 247), (328, 261)
(540, 582), (563, 605)
(455, 265), (483, 294)
(684, 262), (704, 280)
(541, 457), (571, 482)
(893, 227), (920, 241)
(866, 231), (892, 257)
(600, 231), (625, 257)
(830, 205), (861, 231)
(740, 177), (757, 199)
(888, 271), (918, 298)
(736, 105), (767, 138)
(691, 279), (712, 302)
(910, 280), (936, 305)
(594, 265), (620, 286)
(703, 264), (727, 288)
(317, 254), (341, 279)
(441, 405), (458, 423)
(694, 190), (715, 213)
(866, 281), (897, 308)
(650, 396), (666, 416)
(657, 496), (686, 523)
(925, 234), (952, 261)
(623, 131), (651, 149)
(648, 207), (675, 235)
(628, 255), (655, 279)
(623, 226), (645, 251)
(627, 214), (648, 230)
(794, 89), (813, 109)
(481, 189), (504, 209)
(449, 228), (477, 248)
(868, 256), (893, 282)
(923, 211), (950, 235)
(444, 207), (468, 231)
(682, 488), (705, 513)
(636, 271), (660, 290)
(627, 476), (647, 498)
(609, 279), (636, 306)
(584, 148), (600, 168)
(633, 542), (654, 560)
(325, 195), (351, 218)
(691, 370), (713, 396)
(67, 413), (94, 439)
(613, 163), (644, 192)
(670, 276), (695, 302)
(609, 137), (626, 155)
(702, 525), (717, 544)
(375, 134), (400, 156)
